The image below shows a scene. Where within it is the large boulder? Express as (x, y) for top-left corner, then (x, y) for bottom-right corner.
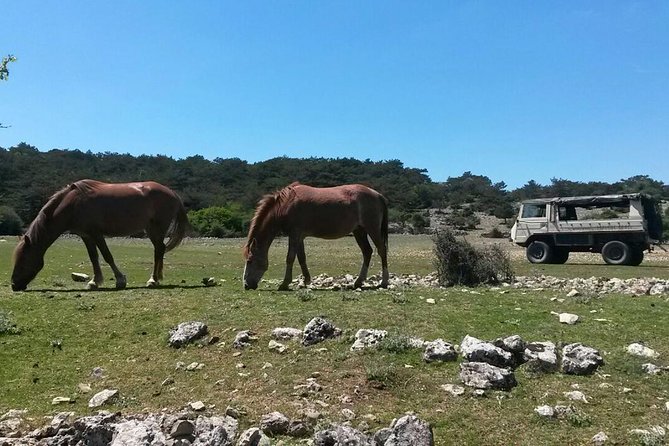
(111, 418), (165, 446)
(522, 341), (558, 373)
(259, 412), (290, 436)
(313, 424), (370, 446)
(192, 415), (238, 446)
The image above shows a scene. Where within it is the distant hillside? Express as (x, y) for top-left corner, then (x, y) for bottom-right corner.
(1, 143), (667, 227)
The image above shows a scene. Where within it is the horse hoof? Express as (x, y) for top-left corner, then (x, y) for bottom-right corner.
(353, 281), (363, 289)
(379, 282), (389, 289)
(146, 279), (159, 288)
(86, 281), (99, 290)
(277, 284), (290, 291)
(115, 277), (127, 290)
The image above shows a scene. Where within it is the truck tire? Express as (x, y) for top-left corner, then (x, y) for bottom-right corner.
(526, 241), (553, 264)
(601, 241), (631, 265)
(627, 248), (644, 266)
(551, 248), (570, 264)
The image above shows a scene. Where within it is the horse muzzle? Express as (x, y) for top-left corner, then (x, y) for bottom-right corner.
(11, 282), (26, 292)
(243, 281), (257, 291)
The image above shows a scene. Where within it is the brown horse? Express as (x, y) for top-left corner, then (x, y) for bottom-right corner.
(11, 179), (188, 291)
(243, 182), (389, 291)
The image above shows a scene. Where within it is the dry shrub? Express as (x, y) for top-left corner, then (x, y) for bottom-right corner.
(434, 229), (514, 286)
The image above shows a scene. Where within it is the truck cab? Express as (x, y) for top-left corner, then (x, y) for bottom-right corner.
(511, 194), (663, 265)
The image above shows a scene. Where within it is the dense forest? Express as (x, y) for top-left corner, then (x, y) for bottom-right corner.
(0, 143), (667, 236)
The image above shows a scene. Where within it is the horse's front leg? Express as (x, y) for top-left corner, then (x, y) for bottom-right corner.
(94, 236), (127, 290)
(279, 236), (298, 291)
(296, 239), (311, 286)
(82, 236), (104, 290)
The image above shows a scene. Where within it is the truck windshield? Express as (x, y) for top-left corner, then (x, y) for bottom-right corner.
(522, 204), (546, 218)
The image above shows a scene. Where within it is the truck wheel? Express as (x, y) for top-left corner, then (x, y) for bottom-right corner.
(551, 248), (570, 264)
(601, 241), (631, 265)
(627, 248), (644, 266)
(526, 241), (553, 264)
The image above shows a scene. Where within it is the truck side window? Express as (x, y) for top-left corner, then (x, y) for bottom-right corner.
(522, 204), (546, 218)
(558, 206), (577, 221)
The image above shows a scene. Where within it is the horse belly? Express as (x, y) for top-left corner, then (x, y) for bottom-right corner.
(299, 205), (358, 239)
(76, 197), (154, 236)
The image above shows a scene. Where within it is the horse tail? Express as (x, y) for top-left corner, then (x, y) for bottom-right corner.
(165, 199), (188, 252)
(380, 195), (389, 253)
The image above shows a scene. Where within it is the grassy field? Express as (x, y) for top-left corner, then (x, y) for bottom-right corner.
(1, 235), (668, 445)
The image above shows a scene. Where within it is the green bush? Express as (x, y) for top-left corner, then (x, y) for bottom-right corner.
(188, 204), (248, 238)
(434, 229), (514, 286)
(0, 206), (23, 235)
(482, 227), (505, 239)
(444, 208), (480, 230)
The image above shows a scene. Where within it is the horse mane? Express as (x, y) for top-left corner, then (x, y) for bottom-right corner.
(243, 182), (300, 258)
(21, 181), (93, 246)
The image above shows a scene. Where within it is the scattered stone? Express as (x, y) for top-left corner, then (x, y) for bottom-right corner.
(384, 415), (434, 446)
(493, 335), (527, 354)
(534, 405), (555, 418)
(641, 363), (665, 375)
(302, 317), (341, 346)
(51, 397), (72, 405)
(441, 384), (465, 396)
(112, 418), (166, 446)
(237, 427), (270, 446)
(71, 272), (90, 282)
(425, 298), (435, 304)
(523, 341), (558, 373)
(171, 419), (195, 438)
(271, 327), (303, 341)
(189, 401), (206, 412)
(563, 390), (589, 403)
(168, 321), (208, 348)
(627, 342), (659, 359)
(91, 366), (106, 379)
(260, 412), (290, 436)
(460, 335), (515, 368)
(460, 362), (517, 390)
(268, 340), (287, 353)
(629, 426), (666, 443)
(374, 427), (393, 445)
(561, 343), (604, 375)
(313, 424), (369, 445)
(591, 431), (609, 445)
(341, 408), (356, 420)
(77, 383), (92, 393)
(287, 420), (311, 438)
(566, 289), (580, 297)
(185, 362), (205, 371)
(161, 377), (175, 386)
(557, 312), (580, 325)
(233, 330), (256, 349)
(0, 418), (21, 437)
(88, 389), (118, 408)
(423, 339), (457, 363)
(350, 329), (388, 351)
(193, 415), (238, 446)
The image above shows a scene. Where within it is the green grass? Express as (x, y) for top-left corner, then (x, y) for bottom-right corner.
(1, 235), (668, 445)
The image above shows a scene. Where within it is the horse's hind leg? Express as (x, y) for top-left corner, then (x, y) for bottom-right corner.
(367, 229), (389, 288)
(296, 239), (311, 286)
(147, 235), (166, 288)
(82, 236), (104, 290)
(94, 236), (127, 290)
(353, 228), (373, 289)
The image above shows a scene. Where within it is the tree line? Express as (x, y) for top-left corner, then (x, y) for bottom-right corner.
(0, 143), (667, 236)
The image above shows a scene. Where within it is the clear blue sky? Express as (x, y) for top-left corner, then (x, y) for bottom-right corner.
(1, 1), (667, 188)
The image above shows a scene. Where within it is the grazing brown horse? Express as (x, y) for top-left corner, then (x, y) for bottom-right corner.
(11, 180), (188, 291)
(243, 182), (389, 291)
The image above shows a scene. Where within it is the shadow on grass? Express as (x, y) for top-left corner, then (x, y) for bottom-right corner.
(18, 284), (210, 293)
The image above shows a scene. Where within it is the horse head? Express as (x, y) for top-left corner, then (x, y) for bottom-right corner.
(243, 238), (268, 290)
(11, 235), (45, 291)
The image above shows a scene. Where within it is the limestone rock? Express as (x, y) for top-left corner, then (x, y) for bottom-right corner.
(268, 340), (287, 353)
(460, 335), (514, 368)
(350, 329), (387, 351)
(384, 415), (434, 446)
(88, 389), (119, 408)
(192, 415), (238, 446)
(523, 341), (558, 373)
(259, 412), (290, 436)
(561, 343), (604, 375)
(302, 317), (341, 346)
(460, 362), (517, 390)
(627, 342), (659, 359)
(168, 321), (208, 348)
(423, 339), (457, 363)
(271, 327), (303, 341)
(313, 424), (369, 446)
(71, 272), (90, 282)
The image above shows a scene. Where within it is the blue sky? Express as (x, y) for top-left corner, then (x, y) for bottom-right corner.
(1, 1), (667, 188)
